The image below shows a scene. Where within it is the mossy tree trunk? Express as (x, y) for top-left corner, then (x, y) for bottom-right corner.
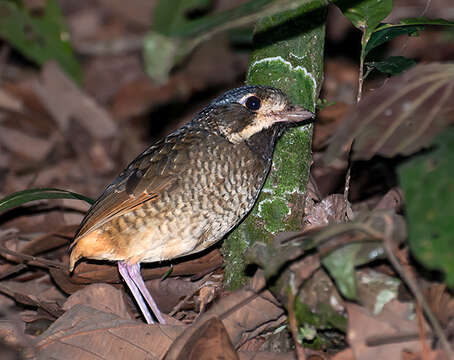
(222, 1), (327, 288)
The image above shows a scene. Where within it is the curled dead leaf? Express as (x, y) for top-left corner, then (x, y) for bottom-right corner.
(324, 63), (454, 163)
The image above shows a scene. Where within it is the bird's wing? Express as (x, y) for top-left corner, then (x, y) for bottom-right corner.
(72, 130), (203, 242)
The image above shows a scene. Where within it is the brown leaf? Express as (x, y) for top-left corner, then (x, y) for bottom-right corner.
(0, 319), (29, 348)
(197, 273), (285, 347)
(401, 349), (449, 360)
(0, 126), (54, 161)
(31, 304), (185, 360)
(331, 348), (354, 360)
(0, 88), (23, 112)
(52, 249), (223, 294)
(2, 81), (55, 136)
(313, 102), (350, 150)
(97, 0), (155, 27)
(62, 283), (134, 320)
(324, 63), (454, 163)
(164, 316), (239, 360)
(32, 62), (117, 139)
(146, 277), (206, 314)
(373, 188), (404, 212)
(163, 271), (285, 357)
(304, 194), (352, 229)
(0, 280), (64, 319)
(424, 284), (454, 329)
(238, 352), (296, 360)
(347, 300), (425, 360)
(19, 224), (76, 257)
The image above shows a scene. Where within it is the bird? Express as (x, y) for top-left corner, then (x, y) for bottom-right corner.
(68, 85), (314, 324)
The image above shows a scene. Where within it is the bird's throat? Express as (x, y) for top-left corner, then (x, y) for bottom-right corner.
(245, 125), (282, 164)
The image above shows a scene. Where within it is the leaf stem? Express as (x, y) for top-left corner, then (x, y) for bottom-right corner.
(381, 221), (453, 358)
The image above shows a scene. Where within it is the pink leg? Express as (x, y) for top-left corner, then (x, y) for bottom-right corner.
(126, 262), (166, 324)
(118, 261), (154, 324)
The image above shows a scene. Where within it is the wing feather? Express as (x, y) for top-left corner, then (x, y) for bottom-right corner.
(72, 130), (204, 243)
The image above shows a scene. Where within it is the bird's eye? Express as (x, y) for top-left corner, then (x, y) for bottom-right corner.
(245, 96), (261, 111)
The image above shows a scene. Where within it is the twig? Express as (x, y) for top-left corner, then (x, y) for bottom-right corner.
(288, 273), (306, 360)
(168, 273), (215, 317)
(381, 217), (453, 358)
(0, 44), (10, 83)
(73, 36), (144, 56)
(357, 33), (366, 104)
(366, 331), (434, 346)
(343, 140), (354, 220)
(416, 301), (431, 360)
(0, 264), (28, 280)
(344, 26), (368, 214)
(0, 231), (64, 270)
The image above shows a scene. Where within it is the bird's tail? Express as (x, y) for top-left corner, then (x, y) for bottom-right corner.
(69, 230), (111, 272)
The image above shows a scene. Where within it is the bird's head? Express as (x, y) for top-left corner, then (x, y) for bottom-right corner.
(199, 86), (314, 144)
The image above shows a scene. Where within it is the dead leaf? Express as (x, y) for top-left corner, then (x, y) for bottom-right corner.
(323, 59), (358, 104)
(424, 284), (454, 329)
(304, 194), (352, 228)
(347, 300), (425, 360)
(197, 273), (285, 347)
(0, 126), (54, 161)
(0, 319), (30, 348)
(324, 63), (454, 163)
(52, 249), (223, 294)
(313, 102), (350, 150)
(32, 62), (117, 139)
(238, 352), (296, 360)
(0, 279), (64, 319)
(401, 349), (449, 360)
(373, 188), (404, 212)
(164, 316), (239, 360)
(19, 224), (76, 257)
(0, 88), (23, 112)
(147, 277), (209, 314)
(331, 348), (354, 360)
(62, 283), (133, 320)
(30, 304), (185, 360)
(356, 269), (400, 315)
(31, 274), (285, 360)
(97, 0), (155, 27)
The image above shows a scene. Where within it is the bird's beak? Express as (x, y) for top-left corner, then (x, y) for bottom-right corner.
(275, 105), (315, 123)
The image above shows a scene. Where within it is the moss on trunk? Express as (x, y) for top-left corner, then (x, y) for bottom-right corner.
(222, 2), (327, 289)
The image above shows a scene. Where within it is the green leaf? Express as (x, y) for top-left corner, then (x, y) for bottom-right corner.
(375, 17), (454, 32)
(0, 0), (81, 82)
(143, 32), (190, 83)
(322, 241), (385, 300)
(0, 188), (94, 213)
(337, 0), (393, 41)
(366, 25), (423, 55)
(152, 0), (212, 36)
(322, 244), (360, 300)
(337, 0), (392, 80)
(366, 56), (416, 75)
(367, 17), (454, 55)
(228, 27), (254, 46)
(157, 0), (274, 38)
(398, 129), (454, 286)
(144, 0), (311, 82)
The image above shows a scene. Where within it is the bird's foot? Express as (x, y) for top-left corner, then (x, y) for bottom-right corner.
(118, 261), (166, 324)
